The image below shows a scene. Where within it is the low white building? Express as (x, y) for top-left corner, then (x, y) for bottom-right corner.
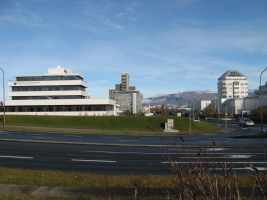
(192, 100), (211, 112)
(2, 66), (116, 116)
(219, 97), (267, 116)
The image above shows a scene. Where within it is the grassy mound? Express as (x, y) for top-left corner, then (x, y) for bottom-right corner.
(3, 115), (221, 133)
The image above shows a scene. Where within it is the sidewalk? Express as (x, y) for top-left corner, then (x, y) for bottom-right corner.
(0, 184), (263, 198)
(0, 184), (104, 197)
(0, 184), (162, 198)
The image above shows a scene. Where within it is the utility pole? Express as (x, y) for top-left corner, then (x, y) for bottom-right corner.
(260, 67), (267, 133)
(0, 68), (5, 127)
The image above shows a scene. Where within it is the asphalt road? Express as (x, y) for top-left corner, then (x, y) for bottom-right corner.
(0, 120), (266, 146)
(0, 140), (265, 175)
(0, 119), (266, 175)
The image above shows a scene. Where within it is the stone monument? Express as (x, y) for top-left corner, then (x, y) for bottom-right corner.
(164, 119), (179, 132)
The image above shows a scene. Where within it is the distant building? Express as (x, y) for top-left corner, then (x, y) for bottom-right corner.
(217, 70), (248, 99)
(192, 100), (211, 113)
(109, 73), (143, 114)
(254, 81), (267, 97)
(3, 66), (116, 116)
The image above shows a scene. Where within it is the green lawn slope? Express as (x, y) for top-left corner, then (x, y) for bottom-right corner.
(3, 115), (221, 133)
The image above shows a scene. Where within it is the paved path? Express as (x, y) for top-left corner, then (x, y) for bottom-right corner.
(0, 184), (167, 198)
(0, 184), (264, 198)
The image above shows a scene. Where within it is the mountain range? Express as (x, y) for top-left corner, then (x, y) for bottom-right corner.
(142, 91), (255, 107)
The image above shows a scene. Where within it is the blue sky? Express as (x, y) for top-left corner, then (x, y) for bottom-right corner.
(0, 0), (266, 100)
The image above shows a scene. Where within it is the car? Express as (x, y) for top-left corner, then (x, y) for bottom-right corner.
(238, 118), (254, 127)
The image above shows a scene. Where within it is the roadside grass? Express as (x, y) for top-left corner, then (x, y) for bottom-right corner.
(1, 115), (221, 133)
(0, 167), (265, 199)
(0, 167), (259, 189)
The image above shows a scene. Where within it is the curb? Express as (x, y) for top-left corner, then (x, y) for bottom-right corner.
(0, 138), (266, 148)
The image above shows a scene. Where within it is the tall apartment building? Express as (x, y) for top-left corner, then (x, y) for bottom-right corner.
(3, 66), (116, 116)
(109, 73), (143, 114)
(217, 70), (248, 99)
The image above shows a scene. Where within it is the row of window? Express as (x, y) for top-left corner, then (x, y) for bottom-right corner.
(12, 96), (87, 100)
(224, 78), (247, 81)
(16, 76), (83, 81)
(3, 105), (113, 112)
(12, 86), (86, 92)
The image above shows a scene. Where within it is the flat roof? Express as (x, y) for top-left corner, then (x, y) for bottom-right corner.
(15, 73), (84, 79)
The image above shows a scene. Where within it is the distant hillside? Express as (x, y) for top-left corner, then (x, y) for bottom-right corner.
(142, 91), (255, 106)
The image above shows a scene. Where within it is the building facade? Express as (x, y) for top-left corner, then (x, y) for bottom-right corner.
(9, 66), (90, 100)
(3, 66), (116, 116)
(217, 70), (248, 99)
(254, 81), (267, 97)
(109, 73), (143, 114)
(219, 97), (267, 116)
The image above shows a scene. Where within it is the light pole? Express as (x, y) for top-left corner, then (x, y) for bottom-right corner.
(0, 68), (5, 127)
(224, 104), (227, 129)
(260, 67), (267, 133)
(189, 112), (191, 133)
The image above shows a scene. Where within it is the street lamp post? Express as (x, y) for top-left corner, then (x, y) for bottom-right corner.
(260, 67), (267, 133)
(0, 68), (5, 126)
(189, 112), (191, 133)
(224, 104), (227, 129)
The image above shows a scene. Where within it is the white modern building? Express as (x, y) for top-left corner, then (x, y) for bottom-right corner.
(191, 100), (211, 113)
(217, 70), (248, 99)
(3, 66), (116, 116)
(219, 97), (267, 116)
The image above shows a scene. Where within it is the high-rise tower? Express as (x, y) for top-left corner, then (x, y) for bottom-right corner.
(109, 73), (142, 114)
(217, 70), (248, 99)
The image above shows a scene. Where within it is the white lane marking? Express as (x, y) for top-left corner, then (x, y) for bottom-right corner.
(162, 156), (253, 159)
(220, 155), (252, 158)
(31, 136), (53, 139)
(168, 149), (199, 151)
(0, 132), (10, 135)
(198, 141), (219, 143)
(210, 167), (267, 171)
(118, 140), (140, 142)
(161, 161), (266, 164)
(71, 159), (116, 163)
(183, 138), (198, 140)
(27, 133), (45, 136)
(63, 135), (83, 137)
(140, 138), (158, 140)
(82, 151), (176, 155)
(205, 148), (225, 151)
(102, 136), (121, 138)
(0, 155), (33, 159)
(246, 167), (266, 171)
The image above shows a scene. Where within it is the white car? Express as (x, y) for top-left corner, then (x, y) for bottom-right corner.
(238, 118), (254, 127)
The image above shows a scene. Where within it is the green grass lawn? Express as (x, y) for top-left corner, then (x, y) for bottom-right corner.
(1, 115), (221, 133)
(0, 167), (257, 189)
